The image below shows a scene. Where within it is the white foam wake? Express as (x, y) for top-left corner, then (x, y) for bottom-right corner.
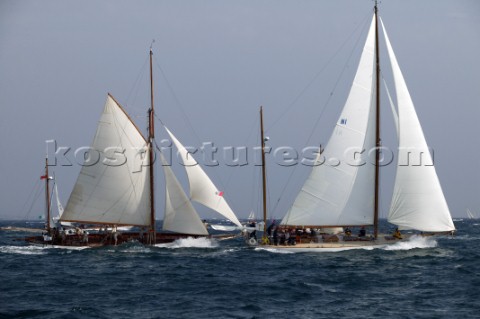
(383, 235), (437, 251)
(155, 237), (219, 249)
(0, 245), (48, 255)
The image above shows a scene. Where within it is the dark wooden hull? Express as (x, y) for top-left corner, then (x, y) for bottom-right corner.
(24, 231), (237, 248)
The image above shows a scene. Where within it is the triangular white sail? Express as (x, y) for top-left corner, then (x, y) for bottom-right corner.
(164, 126), (242, 228)
(61, 94), (151, 226)
(381, 19), (455, 232)
(281, 16), (377, 226)
(466, 209), (476, 220)
(159, 152), (209, 235)
(54, 183), (64, 218)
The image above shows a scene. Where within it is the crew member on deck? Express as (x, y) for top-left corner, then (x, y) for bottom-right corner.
(344, 227), (352, 236)
(393, 228), (402, 239)
(358, 227), (366, 237)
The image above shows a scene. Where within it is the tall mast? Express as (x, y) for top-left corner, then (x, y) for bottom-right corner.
(373, 1), (380, 239)
(148, 46), (156, 244)
(260, 106), (267, 237)
(44, 157), (51, 232)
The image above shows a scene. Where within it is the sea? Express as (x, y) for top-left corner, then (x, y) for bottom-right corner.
(1, 219), (479, 319)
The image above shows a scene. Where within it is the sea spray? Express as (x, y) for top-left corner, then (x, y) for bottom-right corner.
(156, 237), (219, 249)
(383, 234), (437, 251)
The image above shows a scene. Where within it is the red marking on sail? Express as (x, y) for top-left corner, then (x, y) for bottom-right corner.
(216, 191), (224, 197)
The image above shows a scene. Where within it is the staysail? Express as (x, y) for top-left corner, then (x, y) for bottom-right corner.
(381, 19), (455, 232)
(159, 152), (209, 235)
(281, 16), (377, 226)
(54, 183), (64, 219)
(164, 126), (242, 228)
(61, 94), (151, 226)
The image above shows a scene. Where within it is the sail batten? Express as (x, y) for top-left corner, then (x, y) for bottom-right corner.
(381, 19), (455, 232)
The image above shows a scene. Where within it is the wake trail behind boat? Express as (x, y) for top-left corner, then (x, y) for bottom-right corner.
(155, 237), (219, 249)
(382, 235), (437, 251)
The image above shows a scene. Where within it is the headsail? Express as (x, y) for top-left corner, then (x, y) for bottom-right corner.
(61, 94), (151, 226)
(159, 152), (209, 235)
(381, 19), (455, 232)
(281, 15), (377, 226)
(164, 126), (242, 228)
(54, 183), (64, 218)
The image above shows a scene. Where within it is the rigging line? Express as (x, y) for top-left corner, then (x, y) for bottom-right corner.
(125, 55), (149, 109)
(152, 58), (201, 144)
(153, 112), (165, 127)
(306, 15), (372, 146)
(270, 15), (372, 216)
(221, 115), (259, 197)
(25, 182), (44, 220)
(152, 57), (232, 193)
(20, 169), (44, 219)
(265, 10), (373, 133)
(270, 163), (297, 217)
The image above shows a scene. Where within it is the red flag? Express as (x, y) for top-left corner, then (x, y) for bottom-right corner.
(40, 174), (48, 180)
(216, 191), (224, 197)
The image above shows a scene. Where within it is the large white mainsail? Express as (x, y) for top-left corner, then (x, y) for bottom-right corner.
(281, 16), (377, 226)
(381, 19), (455, 232)
(61, 94), (151, 226)
(164, 126), (242, 228)
(159, 152), (209, 235)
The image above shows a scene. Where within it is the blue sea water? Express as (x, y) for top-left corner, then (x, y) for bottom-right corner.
(1, 219), (479, 319)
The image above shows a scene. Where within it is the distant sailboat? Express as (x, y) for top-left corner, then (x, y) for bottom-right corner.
(466, 208), (477, 220)
(25, 48), (241, 247)
(252, 3), (455, 251)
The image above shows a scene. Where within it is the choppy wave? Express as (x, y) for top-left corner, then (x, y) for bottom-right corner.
(0, 245), (48, 255)
(1, 220), (479, 319)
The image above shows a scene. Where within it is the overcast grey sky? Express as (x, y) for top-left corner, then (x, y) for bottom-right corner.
(1, 0), (479, 221)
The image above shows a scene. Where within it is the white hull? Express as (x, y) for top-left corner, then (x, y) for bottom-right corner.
(250, 234), (438, 253)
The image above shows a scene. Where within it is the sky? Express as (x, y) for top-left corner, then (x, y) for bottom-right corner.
(0, 0), (479, 221)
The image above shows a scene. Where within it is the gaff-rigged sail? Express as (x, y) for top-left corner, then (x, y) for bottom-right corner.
(61, 94), (151, 227)
(164, 126), (242, 228)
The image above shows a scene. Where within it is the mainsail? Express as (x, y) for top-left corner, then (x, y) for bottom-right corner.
(281, 16), (377, 226)
(61, 94), (151, 226)
(381, 19), (455, 232)
(280, 12), (454, 234)
(164, 126), (242, 228)
(160, 152), (209, 235)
